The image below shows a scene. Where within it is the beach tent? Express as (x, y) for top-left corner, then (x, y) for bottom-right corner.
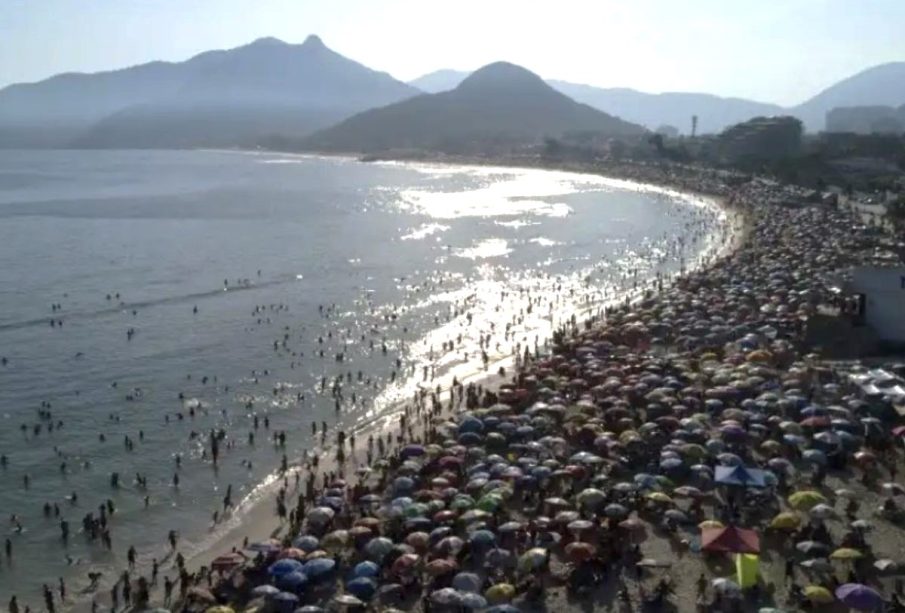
(702, 525), (760, 554)
(714, 465), (767, 487)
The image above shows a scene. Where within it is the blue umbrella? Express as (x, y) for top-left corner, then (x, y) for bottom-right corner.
(803, 449), (827, 465)
(469, 529), (496, 548)
(452, 571), (482, 593)
(293, 535), (320, 552)
(276, 571), (308, 593)
(345, 577), (378, 600)
(273, 592), (299, 613)
(351, 561), (380, 579)
(458, 416), (485, 434)
(458, 432), (483, 445)
(393, 476), (415, 494)
(460, 593), (488, 609)
(269, 559), (304, 577)
(303, 557), (336, 579)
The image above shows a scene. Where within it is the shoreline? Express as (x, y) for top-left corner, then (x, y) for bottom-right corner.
(162, 156), (748, 607)
(60, 152), (748, 613)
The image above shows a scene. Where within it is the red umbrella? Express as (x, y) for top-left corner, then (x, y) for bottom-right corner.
(701, 525), (760, 554)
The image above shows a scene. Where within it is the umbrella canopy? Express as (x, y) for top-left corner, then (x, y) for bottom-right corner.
(269, 559), (304, 577)
(345, 577), (378, 601)
(830, 548), (864, 560)
(835, 583), (882, 611)
(788, 491), (827, 510)
(714, 465), (766, 487)
(803, 586), (834, 604)
(701, 525), (760, 554)
(769, 512), (801, 530)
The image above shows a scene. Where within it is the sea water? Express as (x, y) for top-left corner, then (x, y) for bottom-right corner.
(0, 149), (727, 607)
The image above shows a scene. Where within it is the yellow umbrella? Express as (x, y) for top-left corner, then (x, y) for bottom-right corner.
(698, 520), (724, 530)
(788, 491), (826, 510)
(485, 583), (516, 604)
(830, 547), (863, 560)
(619, 430), (640, 443)
(760, 440), (782, 452)
(803, 585), (834, 603)
(680, 443), (707, 458)
(769, 512), (801, 530)
(646, 492), (673, 504)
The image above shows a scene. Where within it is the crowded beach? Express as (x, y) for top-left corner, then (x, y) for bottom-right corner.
(9, 162), (905, 613)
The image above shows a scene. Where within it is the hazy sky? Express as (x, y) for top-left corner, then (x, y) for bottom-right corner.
(2, 0), (903, 105)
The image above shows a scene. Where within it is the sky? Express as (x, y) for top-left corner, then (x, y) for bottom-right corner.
(2, 0), (904, 106)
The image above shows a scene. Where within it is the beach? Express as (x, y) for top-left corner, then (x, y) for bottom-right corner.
(0, 151), (729, 612)
(131, 158), (905, 613)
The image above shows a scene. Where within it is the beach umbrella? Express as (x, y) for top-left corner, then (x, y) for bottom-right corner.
(769, 512), (801, 530)
(459, 593), (488, 610)
(211, 552), (245, 571)
(273, 592), (299, 610)
(803, 586), (834, 604)
(698, 520), (725, 530)
(269, 559), (304, 577)
(619, 518), (646, 531)
(712, 578), (741, 597)
(252, 585), (281, 597)
(796, 541), (829, 556)
(576, 488), (606, 509)
(485, 583), (516, 603)
(830, 547), (863, 560)
(673, 485), (704, 499)
(247, 540), (282, 554)
(390, 553), (420, 576)
(452, 572), (482, 593)
(426, 559), (458, 576)
(809, 504), (837, 520)
(469, 529), (497, 548)
(851, 519), (873, 531)
(303, 557), (336, 579)
(800, 559), (833, 572)
(874, 559), (901, 573)
(565, 541), (596, 562)
(835, 584), (882, 610)
(364, 537), (394, 562)
(351, 561), (379, 579)
(205, 609), (234, 613)
(332, 594), (364, 608)
(518, 548), (549, 572)
(307, 507), (335, 528)
(435, 536), (465, 555)
(498, 521), (524, 534)
(604, 503), (629, 517)
(788, 491), (826, 510)
(646, 492), (673, 504)
(276, 571), (308, 593)
(345, 577), (378, 601)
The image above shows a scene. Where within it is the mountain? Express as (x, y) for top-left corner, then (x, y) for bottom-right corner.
(792, 63), (905, 132)
(0, 36), (418, 148)
(408, 69), (470, 93)
(548, 82), (783, 135)
(303, 62), (646, 154)
(408, 71), (781, 134)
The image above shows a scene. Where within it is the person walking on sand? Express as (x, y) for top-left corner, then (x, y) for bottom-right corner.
(168, 529), (178, 550)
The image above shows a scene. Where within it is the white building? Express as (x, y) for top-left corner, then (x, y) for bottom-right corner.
(848, 266), (905, 343)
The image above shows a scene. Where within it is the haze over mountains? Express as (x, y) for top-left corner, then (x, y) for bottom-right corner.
(0, 35), (903, 150)
(303, 62), (645, 154)
(0, 36), (417, 148)
(410, 64), (905, 134)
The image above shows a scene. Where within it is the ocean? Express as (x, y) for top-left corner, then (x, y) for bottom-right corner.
(0, 149), (727, 607)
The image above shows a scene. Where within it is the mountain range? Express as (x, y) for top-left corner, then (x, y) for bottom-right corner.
(1, 35), (903, 150)
(0, 36), (417, 149)
(410, 64), (905, 134)
(303, 62), (645, 154)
